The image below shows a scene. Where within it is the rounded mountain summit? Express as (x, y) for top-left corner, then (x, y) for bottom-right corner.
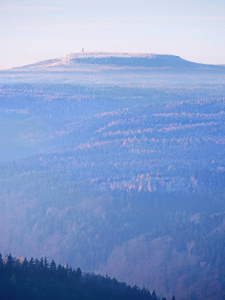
(9, 52), (225, 73)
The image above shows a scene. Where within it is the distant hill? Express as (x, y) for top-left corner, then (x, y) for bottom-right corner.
(2, 52), (225, 86)
(7, 52), (225, 73)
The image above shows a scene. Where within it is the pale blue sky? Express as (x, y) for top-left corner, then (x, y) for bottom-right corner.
(0, 0), (225, 69)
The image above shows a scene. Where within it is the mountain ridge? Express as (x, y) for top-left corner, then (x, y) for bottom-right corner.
(6, 52), (225, 73)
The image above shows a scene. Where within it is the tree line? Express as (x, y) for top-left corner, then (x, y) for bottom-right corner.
(0, 253), (170, 300)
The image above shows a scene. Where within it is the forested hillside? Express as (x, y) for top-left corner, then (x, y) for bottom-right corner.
(0, 61), (225, 299)
(0, 254), (164, 300)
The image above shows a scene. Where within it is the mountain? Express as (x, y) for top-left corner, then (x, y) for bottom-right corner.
(7, 52), (225, 73)
(2, 52), (225, 86)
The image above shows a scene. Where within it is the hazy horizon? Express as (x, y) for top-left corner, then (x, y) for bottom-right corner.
(1, 0), (225, 69)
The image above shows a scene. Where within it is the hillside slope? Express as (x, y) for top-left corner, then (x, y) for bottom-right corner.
(0, 254), (162, 300)
(0, 55), (225, 299)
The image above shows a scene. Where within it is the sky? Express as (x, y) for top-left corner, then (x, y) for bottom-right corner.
(0, 0), (225, 69)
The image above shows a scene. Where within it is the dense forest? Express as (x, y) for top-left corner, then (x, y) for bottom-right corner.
(0, 254), (165, 300)
(0, 59), (225, 299)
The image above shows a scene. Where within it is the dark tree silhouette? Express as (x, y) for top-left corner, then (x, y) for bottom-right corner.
(0, 253), (165, 300)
